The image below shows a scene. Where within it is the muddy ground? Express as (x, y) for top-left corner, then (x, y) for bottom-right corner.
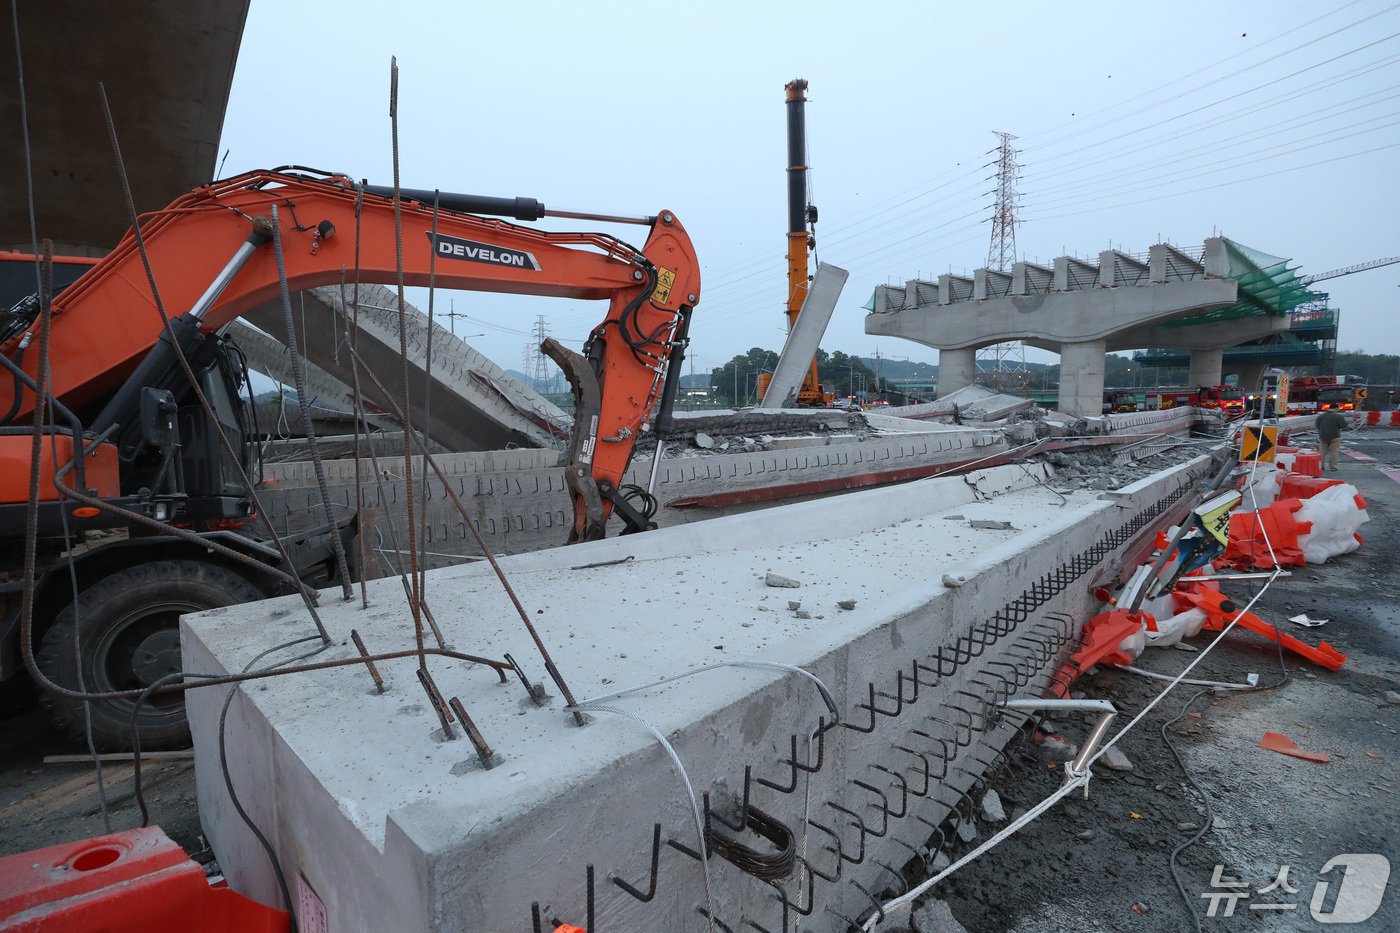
(928, 428), (1400, 932)
(2, 427), (1397, 932)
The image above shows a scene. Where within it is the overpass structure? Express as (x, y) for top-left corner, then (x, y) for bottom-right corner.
(866, 238), (1310, 416)
(1, 1), (249, 254)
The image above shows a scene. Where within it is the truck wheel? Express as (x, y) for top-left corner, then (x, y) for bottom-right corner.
(35, 560), (265, 751)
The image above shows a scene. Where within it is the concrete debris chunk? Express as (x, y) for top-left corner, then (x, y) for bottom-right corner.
(794, 610), (812, 620)
(765, 572), (801, 588)
(955, 818), (977, 843)
(1076, 829), (1096, 841)
(837, 599), (857, 610)
(1384, 691), (1400, 706)
(911, 898), (971, 933)
(1039, 734), (1079, 762)
(969, 519), (1015, 530)
(787, 600), (801, 611)
(1101, 746), (1133, 772)
(941, 573), (967, 588)
(693, 432), (715, 449)
(931, 851), (952, 872)
(981, 789), (1006, 823)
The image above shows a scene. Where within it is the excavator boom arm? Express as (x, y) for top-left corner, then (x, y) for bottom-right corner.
(2, 169), (701, 541)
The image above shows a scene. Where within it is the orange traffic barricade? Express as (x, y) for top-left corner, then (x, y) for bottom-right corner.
(0, 827), (288, 933)
(1174, 584), (1345, 671)
(1291, 452), (1322, 477)
(1278, 473), (1344, 502)
(1366, 410), (1380, 425)
(1224, 498), (1310, 569)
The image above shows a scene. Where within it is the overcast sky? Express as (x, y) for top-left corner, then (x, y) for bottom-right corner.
(220, 0), (1399, 379)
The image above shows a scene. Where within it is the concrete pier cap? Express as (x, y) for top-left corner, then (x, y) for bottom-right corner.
(184, 451), (1215, 932)
(865, 236), (1300, 417)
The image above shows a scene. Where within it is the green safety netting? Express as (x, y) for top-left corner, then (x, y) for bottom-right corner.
(1136, 331), (1325, 366)
(1165, 238), (1319, 328)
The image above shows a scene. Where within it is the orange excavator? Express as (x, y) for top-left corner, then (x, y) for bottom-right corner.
(0, 168), (700, 747)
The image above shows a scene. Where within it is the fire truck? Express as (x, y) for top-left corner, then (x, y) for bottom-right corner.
(1284, 375), (1367, 414)
(1144, 384), (1245, 415)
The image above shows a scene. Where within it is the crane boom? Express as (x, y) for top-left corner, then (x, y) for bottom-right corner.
(1299, 256), (1400, 286)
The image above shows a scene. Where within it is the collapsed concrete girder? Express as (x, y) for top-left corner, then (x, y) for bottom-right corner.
(241, 284), (569, 452)
(186, 454), (1214, 932)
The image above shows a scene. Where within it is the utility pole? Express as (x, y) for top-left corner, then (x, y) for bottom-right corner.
(444, 298), (469, 338)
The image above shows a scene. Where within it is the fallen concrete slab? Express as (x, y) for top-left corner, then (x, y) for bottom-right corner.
(185, 453), (1213, 932)
(254, 406), (1202, 565)
(241, 284), (569, 452)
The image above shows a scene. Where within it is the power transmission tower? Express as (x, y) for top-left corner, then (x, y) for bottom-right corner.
(985, 131), (1020, 271)
(527, 314), (551, 392)
(978, 130), (1027, 394)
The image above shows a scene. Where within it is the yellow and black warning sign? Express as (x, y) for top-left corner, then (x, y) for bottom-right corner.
(1241, 425), (1278, 463)
(1193, 490), (1241, 546)
(651, 267), (676, 304)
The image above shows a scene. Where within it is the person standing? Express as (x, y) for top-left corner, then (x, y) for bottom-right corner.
(1315, 408), (1348, 471)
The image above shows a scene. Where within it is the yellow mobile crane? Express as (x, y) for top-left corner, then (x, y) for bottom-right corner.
(760, 78), (832, 407)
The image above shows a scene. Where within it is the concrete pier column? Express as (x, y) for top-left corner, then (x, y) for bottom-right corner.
(1233, 360), (1268, 393)
(1188, 347), (1224, 388)
(937, 347), (976, 398)
(1058, 340), (1107, 417)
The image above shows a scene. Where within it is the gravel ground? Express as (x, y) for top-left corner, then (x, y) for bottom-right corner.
(927, 428), (1400, 932)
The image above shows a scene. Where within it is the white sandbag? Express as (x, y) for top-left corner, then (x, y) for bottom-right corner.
(1296, 483), (1369, 564)
(1116, 621), (1148, 662)
(1240, 464), (1283, 510)
(1144, 608), (1209, 648)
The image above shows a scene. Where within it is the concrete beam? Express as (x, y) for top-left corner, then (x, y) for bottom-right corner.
(1149, 244), (1205, 283)
(759, 263), (848, 409)
(1, 2), (248, 251)
(186, 455), (1212, 932)
(227, 320), (401, 435)
(1098, 250), (1151, 288)
(1012, 261), (1053, 295)
(866, 278), (1239, 352)
(242, 285), (569, 453)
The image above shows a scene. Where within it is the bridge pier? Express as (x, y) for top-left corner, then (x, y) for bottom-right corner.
(1188, 347), (1225, 390)
(1059, 339), (1108, 417)
(937, 346), (977, 398)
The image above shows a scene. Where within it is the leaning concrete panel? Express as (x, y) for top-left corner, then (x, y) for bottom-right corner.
(242, 284), (568, 452)
(759, 263), (849, 408)
(185, 455), (1211, 931)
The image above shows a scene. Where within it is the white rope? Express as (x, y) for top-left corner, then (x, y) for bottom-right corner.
(866, 441), (1286, 929)
(864, 773), (1091, 930)
(565, 702), (716, 933)
(571, 660), (837, 722)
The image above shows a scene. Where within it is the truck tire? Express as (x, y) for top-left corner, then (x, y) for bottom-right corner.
(35, 560), (265, 751)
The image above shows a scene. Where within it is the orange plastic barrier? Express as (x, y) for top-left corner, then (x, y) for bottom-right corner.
(1224, 498), (1310, 569)
(1049, 609), (1150, 695)
(0, 827), (288, 933)
(1277, 473), (1344, 502)
(1174, 584), (1346, 671)
(1292, 452), (1322, 477)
